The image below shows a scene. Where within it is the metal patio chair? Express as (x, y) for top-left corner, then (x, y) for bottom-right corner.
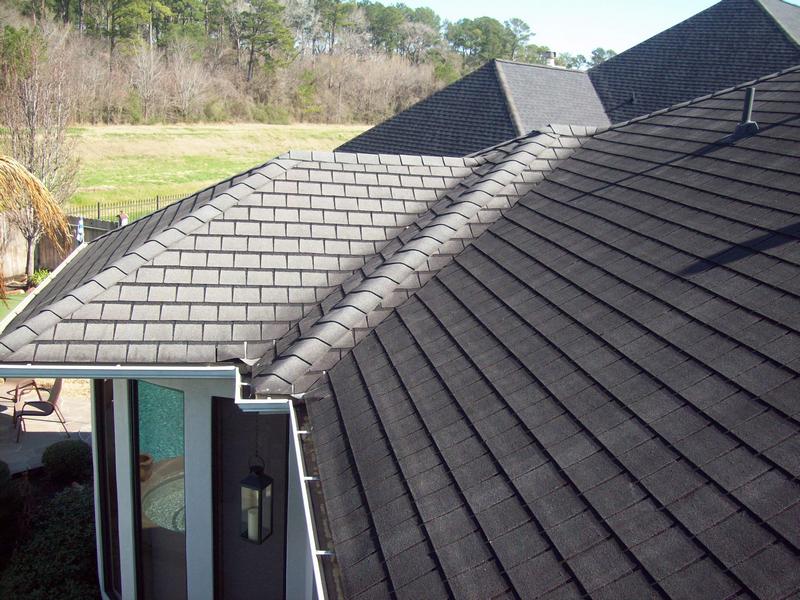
(13, 379), (69, 443)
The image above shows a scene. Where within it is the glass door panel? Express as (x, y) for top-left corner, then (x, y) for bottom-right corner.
(132, 380), (187, 600)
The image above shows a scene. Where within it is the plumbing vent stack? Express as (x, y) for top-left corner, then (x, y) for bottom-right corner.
(733, 87), (759, 139)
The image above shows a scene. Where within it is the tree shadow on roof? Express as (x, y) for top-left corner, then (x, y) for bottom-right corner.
(679, 221), (800, 275)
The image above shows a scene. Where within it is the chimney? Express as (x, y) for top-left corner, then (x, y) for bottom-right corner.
(545, 51), (557, 67)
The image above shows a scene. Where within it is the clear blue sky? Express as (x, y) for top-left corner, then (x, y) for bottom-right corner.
(399, 0), (789, 57)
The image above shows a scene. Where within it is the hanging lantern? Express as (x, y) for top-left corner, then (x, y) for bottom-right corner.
(241, 456), (273, 544)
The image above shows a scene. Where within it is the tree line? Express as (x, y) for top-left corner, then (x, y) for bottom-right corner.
(2, 0), (616, 125)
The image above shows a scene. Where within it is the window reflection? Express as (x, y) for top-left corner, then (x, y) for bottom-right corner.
(132, 380), (187, 600)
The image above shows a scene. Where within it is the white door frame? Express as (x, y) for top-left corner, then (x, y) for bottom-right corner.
(93, 376), (236, 600)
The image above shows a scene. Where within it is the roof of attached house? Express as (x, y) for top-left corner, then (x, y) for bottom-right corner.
(307, 67), (800, 599)
(589, 0), (800, 123)
(336, 0), (800, 156)
(336, 61), (609, 157)
(0, 125), (595, 383)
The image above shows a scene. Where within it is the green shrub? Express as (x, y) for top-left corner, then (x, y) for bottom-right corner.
(252, 103), (290, 124)
(0, 486), (98, 600)
(29, 268), (49, 287)
(42, 440), (92, 484)
(203, 99), (230, 122)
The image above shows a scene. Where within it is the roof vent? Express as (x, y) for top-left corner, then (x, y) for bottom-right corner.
(545, 51), (557, 67)
(731, 87), (759, 139)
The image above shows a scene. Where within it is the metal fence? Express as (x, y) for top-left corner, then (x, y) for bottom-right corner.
(37, 216), (116, 270)
(64, 193), (184, 222)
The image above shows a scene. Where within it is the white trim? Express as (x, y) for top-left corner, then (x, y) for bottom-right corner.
(112, 379), (137, 600)
(91, 380), (112, 600)
(236, 397), (291, 413)
(0, 364), (239, 378)
(0, 242), (87, 336)
(287, 401), (328, 600)
(140, 377), (233, 600)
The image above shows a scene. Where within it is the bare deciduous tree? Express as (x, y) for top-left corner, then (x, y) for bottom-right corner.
(0, 23), (79, 281)
(129, 42), (164, 121)
(168, 39), (208, 120)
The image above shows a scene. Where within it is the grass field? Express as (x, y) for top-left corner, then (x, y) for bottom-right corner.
(69, 123), (368, 207)
(0, 292), (28, 321)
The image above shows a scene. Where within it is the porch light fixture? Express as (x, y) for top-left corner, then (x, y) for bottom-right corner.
(241, 456), (273, 544)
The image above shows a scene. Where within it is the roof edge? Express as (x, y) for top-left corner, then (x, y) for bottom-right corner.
(755, 0), (800, 47)
(494, 60), (525, 136)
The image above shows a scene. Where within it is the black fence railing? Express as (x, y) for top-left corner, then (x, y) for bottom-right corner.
(64, 193), (184, 222)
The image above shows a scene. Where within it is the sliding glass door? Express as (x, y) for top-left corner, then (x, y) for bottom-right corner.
(130, 380), (188, 600)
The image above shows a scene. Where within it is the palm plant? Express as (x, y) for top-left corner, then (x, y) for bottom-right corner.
(0, 155), (69, 298)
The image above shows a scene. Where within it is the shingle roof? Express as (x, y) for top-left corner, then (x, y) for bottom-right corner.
(308, 67), (800, 599)
(589, 0), (800, 123)
(497, 60), (610, 134)
(337, 0), (800, 156)
(253, 127), (593, 393)
(0, 127), (595, 370)
(336, 62), (519, 157)
(337, 61), (609, 158)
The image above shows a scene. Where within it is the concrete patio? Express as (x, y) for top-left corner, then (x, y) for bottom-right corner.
(0, 378), (92, 474)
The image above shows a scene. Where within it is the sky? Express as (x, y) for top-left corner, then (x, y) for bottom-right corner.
(398, 0), (729, 57)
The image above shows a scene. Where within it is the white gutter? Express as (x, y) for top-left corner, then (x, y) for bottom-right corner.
(0, 364), (240, 394)
(289, 399), (329, 600)
(0, 241), (88, 336)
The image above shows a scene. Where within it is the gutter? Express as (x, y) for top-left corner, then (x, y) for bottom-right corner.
(0, 363), (241, 397)
(289, 400), (329, 600)
(0, 241), (87, 336)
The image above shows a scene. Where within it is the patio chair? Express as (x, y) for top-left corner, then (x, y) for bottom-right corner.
(13, 379), (69, 443)
(0, 378), (39, 404)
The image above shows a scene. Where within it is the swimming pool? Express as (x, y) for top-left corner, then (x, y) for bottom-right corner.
(137, 380), (184, 462)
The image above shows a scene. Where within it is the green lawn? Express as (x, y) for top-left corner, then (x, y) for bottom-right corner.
(68, 123), (368, 207)
(0, 292), (28, 321)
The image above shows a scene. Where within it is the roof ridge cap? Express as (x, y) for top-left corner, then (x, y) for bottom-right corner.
(251, 133), (565, 393)
(494, 58), (586, 74)
(0, 157), (299, 361)
(494, 60), (525, 136)
(754, 0), (800, 47)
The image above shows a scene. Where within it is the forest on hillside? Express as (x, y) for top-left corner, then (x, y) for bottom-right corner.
(1, 0), (616, 125)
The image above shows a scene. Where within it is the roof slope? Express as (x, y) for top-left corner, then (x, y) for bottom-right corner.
(309, 68), (800, 599)
(498, 60), (610, 133)
(0, 126), (594, 370)
(0, 152), (478, 364)
(337, 62), (519, 157)
(254, 127), (591, 393)
(589, 0), (800, 122)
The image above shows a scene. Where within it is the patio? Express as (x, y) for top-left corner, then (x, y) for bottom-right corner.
(0, 378), (92, 474)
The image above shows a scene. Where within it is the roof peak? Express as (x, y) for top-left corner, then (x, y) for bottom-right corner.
(494, 58), (587, 74)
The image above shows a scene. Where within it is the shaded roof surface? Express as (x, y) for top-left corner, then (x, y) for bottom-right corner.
(0, 126), (595, 377)
(589, 0), (800, 123)
(336, 0), (800, 156)
(308, 67), (800, 599)
(337, 62), (518, 157)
